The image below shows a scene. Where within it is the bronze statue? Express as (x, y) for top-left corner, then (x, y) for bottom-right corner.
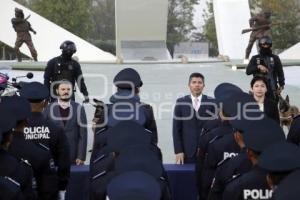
(243, 11), (272, 60)
(11, 8), (37, 62)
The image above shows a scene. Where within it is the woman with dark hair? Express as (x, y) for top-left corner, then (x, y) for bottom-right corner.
(250, 76), (280, 123)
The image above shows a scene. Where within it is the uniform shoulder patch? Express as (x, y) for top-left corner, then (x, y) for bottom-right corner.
(92, 170), (107, 180)
(217, 157), (231, 167)
(93, 154), (106, 164)
(225, 174), (241, 184)
(4, 177), (20, 187)
(95, 128), (107, 135)
(20, 158), (32, 167)
(209, 135), (223, 144)
(38, 143), (50, 151)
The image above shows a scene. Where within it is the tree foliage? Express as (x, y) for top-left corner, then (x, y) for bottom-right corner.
(250, 0), (300, 51)
(89, 0), (115, 41)
(201, 0), (218, 56)
(167, 0), (199, 57)
(15, 0), (94, 39)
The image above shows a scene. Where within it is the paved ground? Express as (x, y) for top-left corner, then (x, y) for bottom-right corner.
(2, 62), (300, 163)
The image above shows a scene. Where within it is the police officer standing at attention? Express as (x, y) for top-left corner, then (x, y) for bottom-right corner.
(93, 68), (158, 145)
(20, 82), (71, 200)
(44, 40), (89, 102)
(246, 36), (285, 102)
(223, 118), (285, 200)
(0, 103), (37, 199)
(4, 96), (59, 200)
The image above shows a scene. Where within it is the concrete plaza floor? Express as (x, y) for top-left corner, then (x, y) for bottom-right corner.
(2, 62), (300, 163)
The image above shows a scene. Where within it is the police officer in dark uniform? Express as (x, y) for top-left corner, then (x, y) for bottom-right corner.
(246, 36), (285, 101)
(20, 82), (71, 199)
(208, 84), (264, 200)
(90, 121), (167, 200)
(11, 8), (38, 62)
(44, 40), (89, 102)
(197, 83), (244, 199)
(93, 68), (158, 145)
(223, 118), (285, 200)
(0, 104), (37, 199)
(257, 142), (300, 192)
(4, 96), (59, 200)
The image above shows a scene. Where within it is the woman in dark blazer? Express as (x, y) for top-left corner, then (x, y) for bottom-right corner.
(250, 76), (280, 123)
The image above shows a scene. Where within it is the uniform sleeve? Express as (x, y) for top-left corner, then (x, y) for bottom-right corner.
(74, 62), (89, 97)
(144, 105), (158, 144)
(172, 99), (184, 154)
(275, 56), (285, 87)
(77, 105), (88, 161)
(246, 56), (260, 75)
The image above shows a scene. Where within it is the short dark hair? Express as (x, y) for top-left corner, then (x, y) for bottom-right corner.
(250, 76), (268, 88)
(189, 73), (205, 84)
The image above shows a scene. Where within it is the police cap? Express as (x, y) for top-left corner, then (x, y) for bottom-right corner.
(214, 82), (243, 104)
(113, 68), (143, 89)
(1, 96), (31, 121)
(107, 171), (161, 200)
(274, 170), (300, 200)
(258, 142), (300, 172)
(20, 81), (49, 102)
(242, 117), (285, 153)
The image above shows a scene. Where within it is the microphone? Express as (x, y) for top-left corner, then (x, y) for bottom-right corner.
(26, 72), (33, 79)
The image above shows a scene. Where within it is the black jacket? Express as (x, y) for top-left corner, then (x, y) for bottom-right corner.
(264, 98), (280, 123)
(246, 54), (285, 89)
(44, 56), (89, 97)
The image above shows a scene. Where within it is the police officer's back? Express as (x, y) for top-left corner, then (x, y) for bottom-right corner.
(44, 40), (89, 102)
(93, 68), (158, 145)
(223, 118), (285, 200)
(19, 82), (71, 196)
(3, 96), (59, 199)
(0, 104), (36, 199)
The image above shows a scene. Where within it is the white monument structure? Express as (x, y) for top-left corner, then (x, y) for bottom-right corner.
(279, 43), (300, 60)
(213, 0), (257, 60)
(115, 0), (171, 61)
(0, 0), (116, 62)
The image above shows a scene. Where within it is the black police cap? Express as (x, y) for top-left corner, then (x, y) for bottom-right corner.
(20, 81), (49, 102)
(115, 145), (163, 179)
(107, 171), (161, 200)
(258, 142), (300, 172)
(243, 117), (285, 153)
(1, 96), (31, 121)
(107, 121), (151, 153)
(113, 68), (143, 89)
(274, 170), (300, 200)
(221, 92), (264, 131)
(214, 83), (243, 104)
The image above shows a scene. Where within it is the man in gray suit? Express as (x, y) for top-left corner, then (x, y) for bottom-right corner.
(44, 80), (87, 165)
